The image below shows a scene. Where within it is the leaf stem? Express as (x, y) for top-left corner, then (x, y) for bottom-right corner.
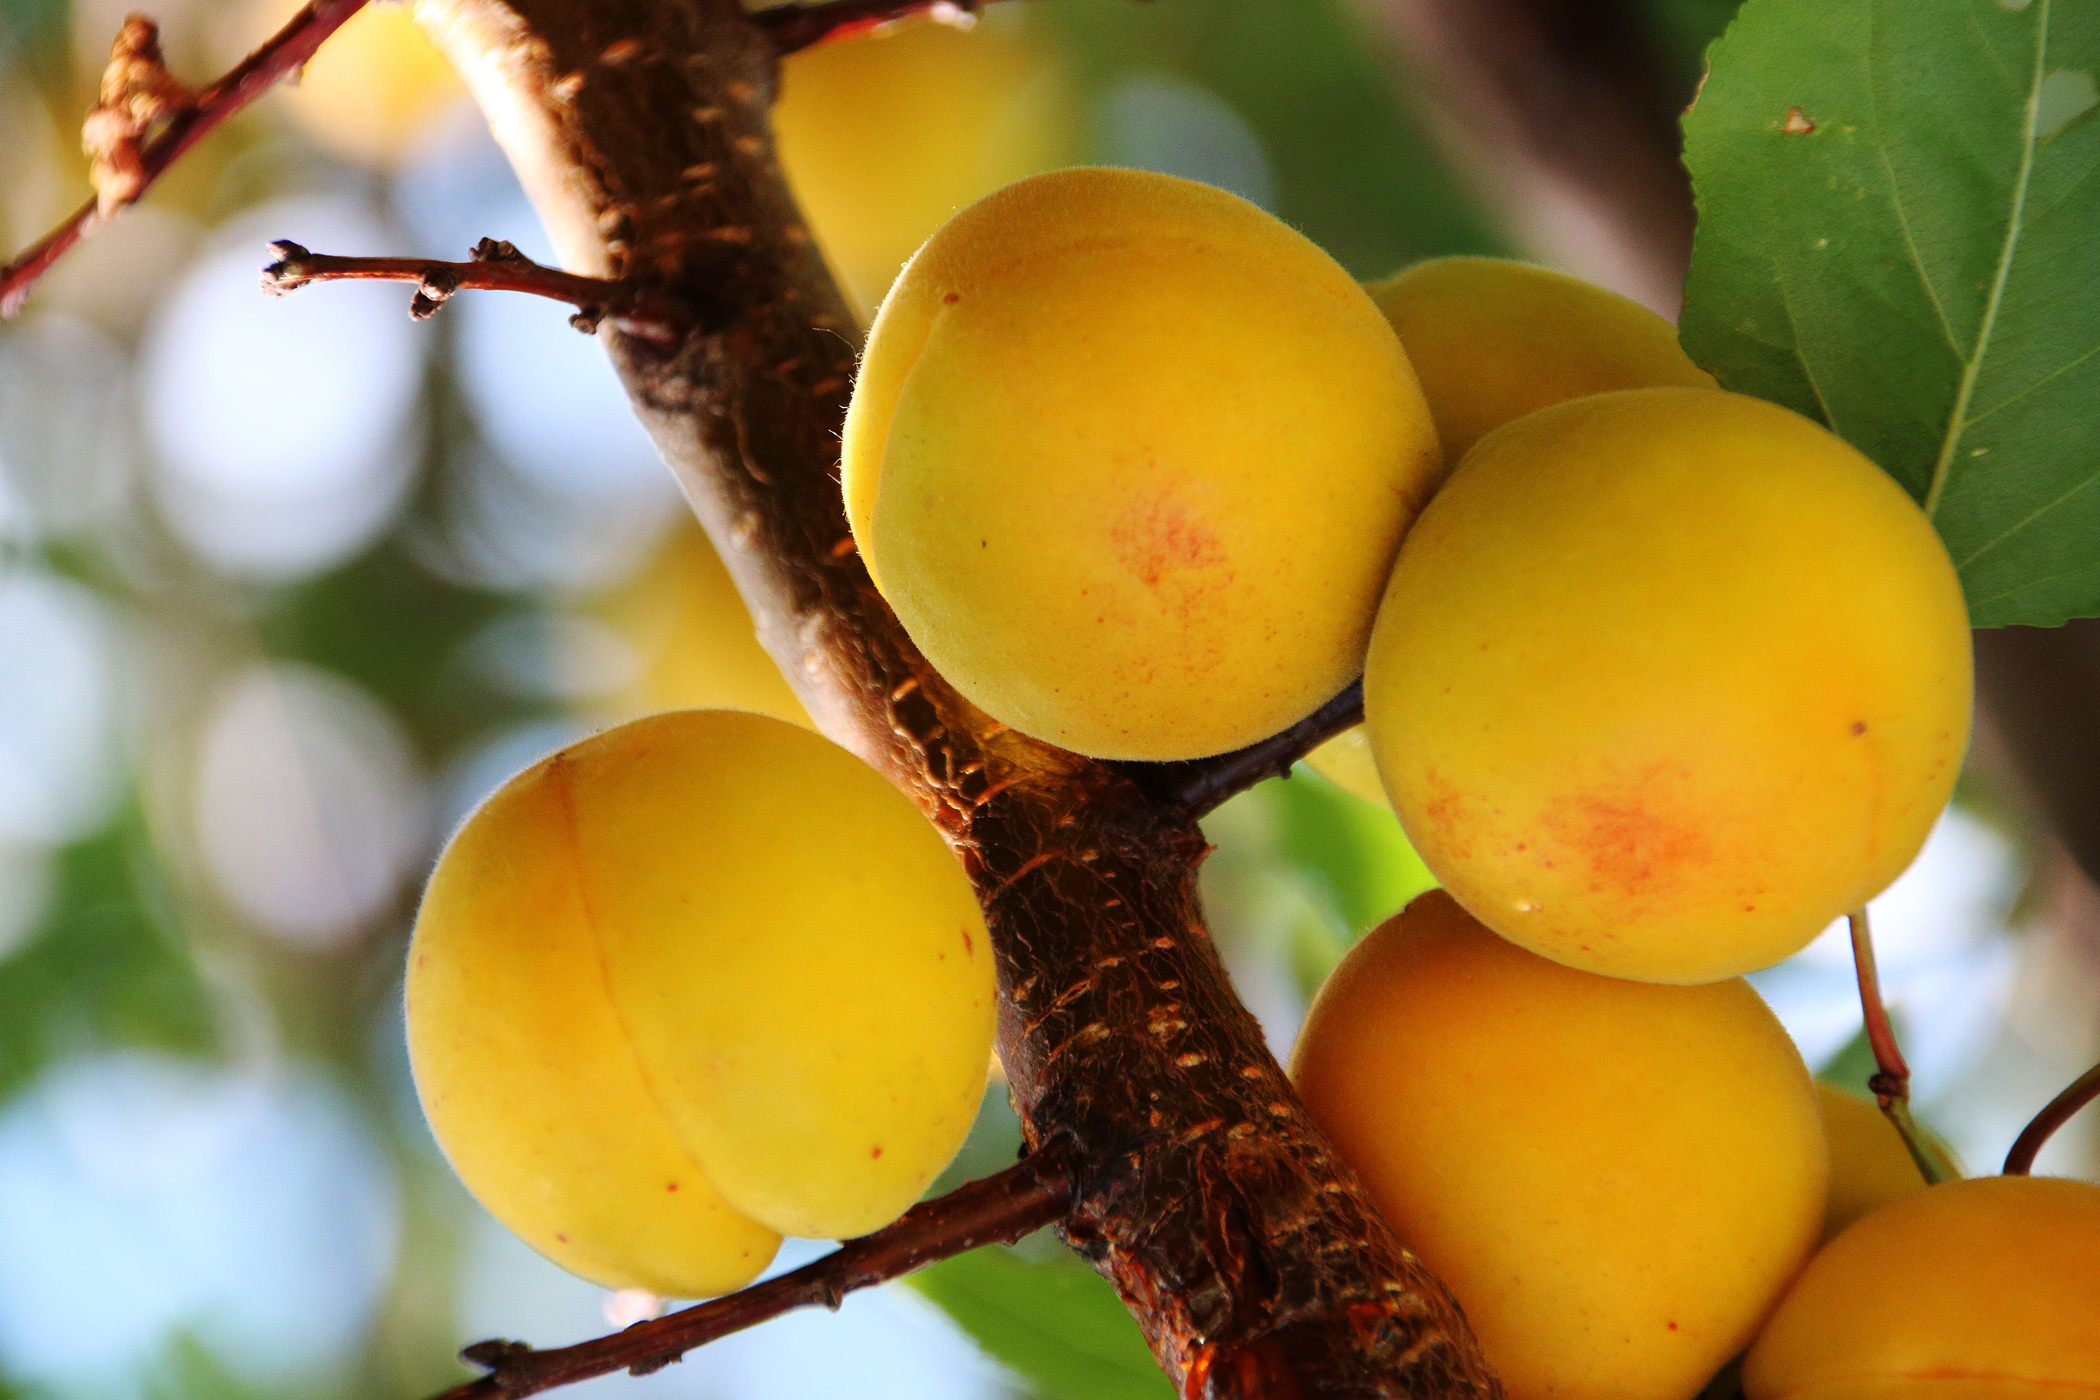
(1847, 908), (1957, 1183)
(2002, 1058), (2100, 1176)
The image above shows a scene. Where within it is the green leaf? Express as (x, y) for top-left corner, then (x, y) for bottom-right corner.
(1681, 0), (2100, 627)
(910, 1244), (1172, 1400)
(1268, 770), (1435, 939)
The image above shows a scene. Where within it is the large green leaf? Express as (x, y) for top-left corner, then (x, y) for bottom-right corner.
(911, 1244), (1172, 1400)
(1682, 0), (2100, 627)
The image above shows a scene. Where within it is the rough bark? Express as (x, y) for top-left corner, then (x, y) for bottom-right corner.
(405, 0), (1502, 1395)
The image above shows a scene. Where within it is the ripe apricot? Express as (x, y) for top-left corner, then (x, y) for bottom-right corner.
(773, 15), (1073, 323)
(1304, 727), (1386, 807)
(1369, 257), (1714, 461)
(1814, 1084), (1928, 1245)
(1291, 890), (1827, 1400)
(844, 167), (1441, 761)
(1365, 387), (1972, 983)
(1744, 1174), (2100, 1398)
(407, 710), (995, 1291)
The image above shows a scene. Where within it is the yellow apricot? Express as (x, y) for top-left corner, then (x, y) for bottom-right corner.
(1744, 1175), (2100, 1398)
(1304, 727), (1387, 808)
(773, 15), (1074, 324)
(582, 515), (812, 729)
(1291, 890), (1826, 1400)
(1368, 256), (1714, 461)
(845, 167), (1441, 760)
(408, 710), (995, 1280)
(249, 0), (466, 166)
(1814, 1084), (1928, 1245)
(1365, 388), (1972, 984)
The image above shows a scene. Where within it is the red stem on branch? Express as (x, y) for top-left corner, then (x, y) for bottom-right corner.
(1847, 908), (1955, 1183)
(435, 1155), (1073, 1400)
(0, 0), (370, 317)
(2002, 1059), (2100, 1177)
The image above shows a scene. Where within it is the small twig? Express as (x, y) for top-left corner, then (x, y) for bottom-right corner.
(1119, 680), (1366, 821)
(2003, 1059), (2100, 1176)
(1, 0), (369, 317)
(260, 237), (686, 341)
(430, 1154), (1073, 1400)
(1847, 908), (1958, 1184)
(752, 0), (992, 55)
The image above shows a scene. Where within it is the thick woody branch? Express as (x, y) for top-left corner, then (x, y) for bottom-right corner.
(436, 1158), (1073, 1400)
(0, 0), (369, 316)
(751, 0), (987, 55)
(261, 235), (691, 337)
(2002, 1059), (2100, 1177)
(1120, 681), (1365, 821)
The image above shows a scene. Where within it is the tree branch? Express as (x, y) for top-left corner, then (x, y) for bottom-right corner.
(1118, 681), (1365, 821)
(435, 1156), (1073, 1400)
(750, 0), (990, 56)
(2002, 1059), (2100, 1177)
(261, 235), (691, 338)
(0, 0), (369, 316)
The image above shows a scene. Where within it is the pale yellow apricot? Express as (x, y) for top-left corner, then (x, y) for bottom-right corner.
(1291, 890), (1826, 1400)
(582, 515), (812, 729)
(1745, 1175), (2100, 1399)
(845, 167), (1441, 760)
(247, 0), (466, 166)
(1304, 726), (1387, 807)
(1814, 1084), (1928, 1245)
(1366, 388), (1972, 984)
(1368, 256), (1713, 461)
(774, 15), (1073, 324)
(408, 710), (995, 1276)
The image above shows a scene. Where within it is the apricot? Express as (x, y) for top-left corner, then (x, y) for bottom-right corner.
(773, 15), (1073, 324)
(583, 515), (812, 729)
(250, 0), (466, 166)
(1814, 1084), (1928, 1245)
(1291, 890), (1826, 1400)
(1744, 1174), (2100, 1398)
(844, 167), (1441, 761)
(1304, 726), (1387, 807)
(1365, 387), (1972, 983)
(1369, 256), (1714, 461)
(407, 710), (994, 1291)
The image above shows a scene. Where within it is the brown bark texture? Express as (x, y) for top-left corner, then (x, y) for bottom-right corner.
(404, 0), (1503, 1395)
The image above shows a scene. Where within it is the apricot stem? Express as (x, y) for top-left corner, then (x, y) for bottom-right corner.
(2002, 1059), (2100, 1176)
(1122, 679), (1365, 819)
(0, 0), (369, 317)
(1846, 908), (1957, 1184)
(433, 1154), (1073, 1400)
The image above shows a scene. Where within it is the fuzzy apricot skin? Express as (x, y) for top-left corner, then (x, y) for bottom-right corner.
(1368, 256), (1715, 462)
(407, 710), (995, 1288)
(843, 166), (1442, 761)
(1744, 1174), (2100, 1399)
(1366, 387), (1973, 984)
(1291, 890), (1827, 1400)
(1814, 1084), (1929, 1245)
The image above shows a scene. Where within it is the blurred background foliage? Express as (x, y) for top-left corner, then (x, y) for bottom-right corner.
(0, 1), (2092, 1398)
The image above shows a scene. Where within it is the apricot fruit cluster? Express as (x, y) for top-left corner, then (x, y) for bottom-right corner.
(406, 709), (993, 1295)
